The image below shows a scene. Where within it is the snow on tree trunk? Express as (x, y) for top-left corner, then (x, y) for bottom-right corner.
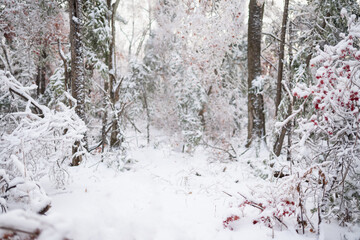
(108, 0), (122, 149)
(274, 0), (289, 117)
(246, 0), (266, 148)
(69, 0), (86, 165)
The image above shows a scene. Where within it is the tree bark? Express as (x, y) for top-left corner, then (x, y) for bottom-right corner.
(142, 88), (151, 145)
(275, 0), (289, 117)
(287, 21), (294, 163)
(246, 0), (265, 147)
(36, 49), (47, 96)
(108, 0), (122, 149)
(69, 0), (85, 166)
(273, 21), (294, 157)
(273, 103), (291, 156)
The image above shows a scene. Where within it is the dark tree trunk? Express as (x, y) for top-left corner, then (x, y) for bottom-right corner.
(36, 49), (47, 96)
(273, 103), (291, 156)
(69, 0), (85, 166)
(273, 21), (294, 157)
(275, 0), (290, 117)
(107, 0), (121, 149)
(246, 0), (265, 147)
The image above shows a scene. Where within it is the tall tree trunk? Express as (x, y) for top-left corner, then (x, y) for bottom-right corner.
(101, 0), (112, 153)
(287, 21), (294, 164)
(273, 20), (293, 157)
(107, 0), (122, 149)
(69, 0), (85, 166)
(275, 0), (289, 117)
(246, 0), (265, 148)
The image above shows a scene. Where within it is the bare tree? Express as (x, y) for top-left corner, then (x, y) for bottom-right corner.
(274, 0), (289, 117)
(273, 0), (290, 156)
(106, 0), (122, 148)
(246, 0), (265, 148)
(69, 0), (85, 165)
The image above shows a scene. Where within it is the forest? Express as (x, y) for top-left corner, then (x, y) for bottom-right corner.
(0, 0), (360, 239)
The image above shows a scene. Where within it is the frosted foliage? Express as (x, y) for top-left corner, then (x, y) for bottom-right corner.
(292, 15), (360, 224)
(0, 70), (87, 188)
(84, 0), (110, 60)
(0, 0), (62, 84)
(149, 0), (246, 145)
(154, 0), (245, 88)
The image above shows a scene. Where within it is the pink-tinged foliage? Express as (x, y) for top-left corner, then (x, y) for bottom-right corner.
(223, 215), (240, 230)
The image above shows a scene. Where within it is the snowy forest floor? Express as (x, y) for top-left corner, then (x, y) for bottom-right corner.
(39, 132), (358, 240)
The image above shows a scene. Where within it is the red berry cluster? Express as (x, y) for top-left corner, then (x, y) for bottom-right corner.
(223, 215), (240, 230)
(273, 200), (296, 218)
(306, 33), (360, 129)
(253, 216), (272, 228)
(226, 198), (297, 230)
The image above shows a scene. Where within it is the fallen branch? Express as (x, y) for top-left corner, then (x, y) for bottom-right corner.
(202, 140), (237, 159)
(275, 97), (309, 129)
(9, 88), (44, 117)
(1, 70), (48, 117)
(124, 114), (142, 133)
(0, 226), (40, 237)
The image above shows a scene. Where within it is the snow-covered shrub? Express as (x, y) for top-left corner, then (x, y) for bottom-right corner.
(3, 177), (51, 215)
(227, 180), (301, 233)
(291, 12), (360, 226)
(0, 70), (86, 213)
(0, 209), (70, 240)
(235, 16), (360, 234)
(226, 171), (321, 235)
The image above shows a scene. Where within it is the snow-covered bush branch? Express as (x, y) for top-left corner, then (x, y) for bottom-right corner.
(0, 70), (86, 214)
(0, 209), (70, 240)
(291, 12), (360, 225)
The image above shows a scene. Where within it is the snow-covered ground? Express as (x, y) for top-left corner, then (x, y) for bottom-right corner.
(39, 144), (324, 240)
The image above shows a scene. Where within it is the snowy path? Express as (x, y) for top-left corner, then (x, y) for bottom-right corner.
(42, 148), (313, 240)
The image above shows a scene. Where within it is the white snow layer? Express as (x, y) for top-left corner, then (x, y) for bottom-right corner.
(35, 146), (356, 240)
(1, 145), (359, 239)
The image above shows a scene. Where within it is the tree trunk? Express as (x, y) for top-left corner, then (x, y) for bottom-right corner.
(275, 0), (289, 117)
(142, 89), (151, 145)
(69, 0), (85, 166)
(107, 0), (122, 149)
(287, 21), (294, 164)
(273, 21), (294, 157)
(246, 0), (265, 148)
(273, 103), (291, 156)
(36, 49), (47, 96)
